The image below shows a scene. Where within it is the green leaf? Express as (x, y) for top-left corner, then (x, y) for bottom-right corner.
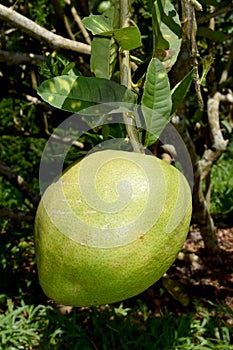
(101, 26), (142, 50)
(82, 13), (113, 35)
(221, 120), (232, 134)
(37, 76), (137, 113)
(153, 0), (182, 71)
(83, 8), (141, 50)
(200, 55), (214, 86)
(87, 26), (141, 51)
(162, 277), (190, 307)
(91, 37), (118, 79)
(171, 69), (194, 114)
(151, 0), (166, 47)
(141, 58), (172, 146)
(197, 27), (228, 43)
(38, 53), (81, 79)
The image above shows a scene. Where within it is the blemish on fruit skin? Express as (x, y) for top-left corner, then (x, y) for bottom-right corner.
(72, 285), (81, 293)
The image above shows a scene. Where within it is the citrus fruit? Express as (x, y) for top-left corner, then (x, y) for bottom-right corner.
(34, 150), (192, 306)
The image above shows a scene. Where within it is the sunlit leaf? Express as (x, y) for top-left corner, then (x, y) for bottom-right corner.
(151, 0), (166, 47)
(141, 58), (172, 146)
(82, 14), (113, 34)
(101, 26), (142, 50)
(83, 8), (141, 50)
(91, 37), (118, 79)
(152, 0), (182, 71)
(171, 69), (194, 114)
(221, 120), (232, 134)
(38, 76), (137, 113)
(200, 56), (214, 86)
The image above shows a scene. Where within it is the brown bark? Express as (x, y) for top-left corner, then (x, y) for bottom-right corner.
(171, 112), (220, 256)
(0, 205), (34, 223)
(119, 0), (144, 154)
(169, 0), (232, 257)
(0, 4), (91, 55)
(0, 50), (45, 65)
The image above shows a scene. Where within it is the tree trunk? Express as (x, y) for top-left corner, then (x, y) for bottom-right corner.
(171, 113), (221, 257)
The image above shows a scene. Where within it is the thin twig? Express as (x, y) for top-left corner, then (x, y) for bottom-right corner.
(64, 0), (91, 45)
(0, 205), (34, 223)
(0, 50), (46, 65)
(119, 0), (144, 153)
(219, 44), (233, 85)
(197, 4), (233, 24)
(181, 0), (204, 111)
(0, 4), (91, 55)
(0, 129), (84, 148)
(171, 113), (220, 256)
(51, 0), (76, 40)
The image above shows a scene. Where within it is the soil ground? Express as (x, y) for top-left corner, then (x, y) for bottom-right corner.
(120, 226), (233, 325)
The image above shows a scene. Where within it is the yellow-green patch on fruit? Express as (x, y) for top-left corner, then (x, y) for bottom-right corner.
(34, 150), (192, 306)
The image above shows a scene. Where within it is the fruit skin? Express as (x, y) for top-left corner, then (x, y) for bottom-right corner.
(34, 150), (192, 307)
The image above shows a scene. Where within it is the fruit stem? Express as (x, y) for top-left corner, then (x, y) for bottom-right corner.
(119, 0), (145, 154)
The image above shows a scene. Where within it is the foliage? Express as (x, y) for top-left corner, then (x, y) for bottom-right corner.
(0, 0), (233, 347)
(0, 297), (232, 349)
(210, 140), (233, 223)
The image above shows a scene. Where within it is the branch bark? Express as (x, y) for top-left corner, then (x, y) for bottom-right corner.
(171, 113), (220, 257)
(119, 0), (144, 154)
(0, 160), (40, 206)
(51, 0), (76, 41)
(219, 43), (233, 85)
(181, 0), (204, 111)
(197, 4), (233, 24)
(64, 0), (91, 45)
(0, 50), (46, 65)
(0, 4), (91, 55)
(0, 205), (34, 223)
(199, 92), (231, 182)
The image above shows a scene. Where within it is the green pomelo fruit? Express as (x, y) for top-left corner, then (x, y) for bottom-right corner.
(34, 150), (192, 307)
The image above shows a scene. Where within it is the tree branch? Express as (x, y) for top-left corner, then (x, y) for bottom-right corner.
(0, 205), (34, 223)
(219, 43), (233, 86)
(0, 50), (46, 65)
(171, 113), (220, 257)
(119, 0), (144, 154)
(181, 0), (204, 111)
(0, 128), (84, 148)
(51, 0), (76, 41)
(199, 92), (231, 182)
(197, 4), (233, 24)
(0, 4), (91, 55)
(0, 160), (40, 206)
(64, 0), (91, 45)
